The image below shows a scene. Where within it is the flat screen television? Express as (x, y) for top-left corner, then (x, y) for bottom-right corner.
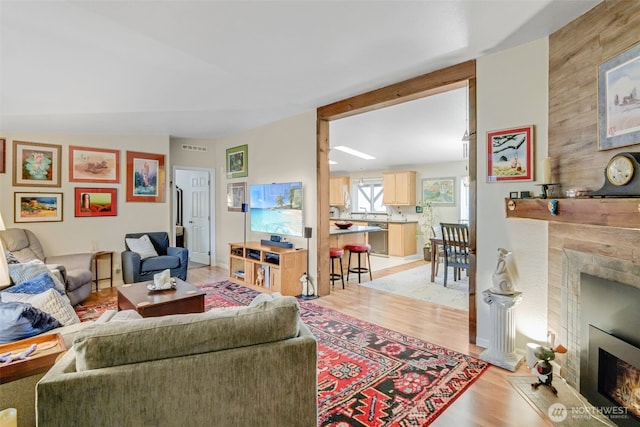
(249, 181), (304, 237)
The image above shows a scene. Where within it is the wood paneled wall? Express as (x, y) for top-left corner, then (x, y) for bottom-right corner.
(547, 0), (640, 347)
(549, 0), (640, 190)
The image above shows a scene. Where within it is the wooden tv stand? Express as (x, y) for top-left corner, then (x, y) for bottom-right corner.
(228, 242), (307, 296)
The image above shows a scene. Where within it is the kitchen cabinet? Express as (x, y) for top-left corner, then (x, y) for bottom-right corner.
(330, 176), (351, 206)
(382, 171), (416, 206)
(387, 222), (417, 257)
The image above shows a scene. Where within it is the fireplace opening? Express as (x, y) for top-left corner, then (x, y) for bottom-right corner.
(587, 325), (640, 426)
(599, 350), (640, 419)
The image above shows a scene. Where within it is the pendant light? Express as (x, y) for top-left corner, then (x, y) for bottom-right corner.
(461, 86), (469, 142)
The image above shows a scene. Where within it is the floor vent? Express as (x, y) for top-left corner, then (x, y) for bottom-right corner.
(181, 144), (207, 152)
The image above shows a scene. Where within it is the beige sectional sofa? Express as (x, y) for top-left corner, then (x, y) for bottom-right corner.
(36, 295), (318, 427)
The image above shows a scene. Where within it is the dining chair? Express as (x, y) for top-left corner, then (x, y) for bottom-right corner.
(430, 226), (445, 277)
(440, 222), (470, 286)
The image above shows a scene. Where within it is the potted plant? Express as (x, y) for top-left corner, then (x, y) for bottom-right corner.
(416, 200), (439, 261)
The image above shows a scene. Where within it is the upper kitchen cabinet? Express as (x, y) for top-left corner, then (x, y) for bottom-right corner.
(330, 176), (351, 206)
(382, 171), (416, 206)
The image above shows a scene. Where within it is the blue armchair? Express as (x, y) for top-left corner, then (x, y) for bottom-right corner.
(121, 232), (188, 284)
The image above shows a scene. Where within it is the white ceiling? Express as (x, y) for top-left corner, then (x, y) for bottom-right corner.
(0, 1), (600, 172)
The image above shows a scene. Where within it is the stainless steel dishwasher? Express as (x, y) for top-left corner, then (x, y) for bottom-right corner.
(367, 222), (388, 256)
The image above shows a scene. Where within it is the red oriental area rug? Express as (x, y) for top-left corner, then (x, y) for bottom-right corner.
(75, 281), (488, 426)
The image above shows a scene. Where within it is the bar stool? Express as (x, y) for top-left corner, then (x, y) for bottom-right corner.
(344, 243), (372, 283)
(329, 247), (345, 288)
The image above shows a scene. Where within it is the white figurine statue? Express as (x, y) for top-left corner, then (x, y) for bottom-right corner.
(491, 248), (516, 295)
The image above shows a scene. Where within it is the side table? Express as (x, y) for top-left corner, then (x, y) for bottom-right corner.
(0, 334), (66, 427)
(92, 250), (114, 292)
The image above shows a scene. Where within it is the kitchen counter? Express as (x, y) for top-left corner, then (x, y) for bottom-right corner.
(330, 217), (417, 224)
(329, 225), (381, 236)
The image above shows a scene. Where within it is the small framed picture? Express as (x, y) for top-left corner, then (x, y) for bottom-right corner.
(0, 138), (5, 173)
(520, 191), (531, 199)
(415, 205), (423, 213)
(14, 192), (63, 223)
(13, 140), (62, 187)
(226, 144), (248, 179)
(69, 145), (120, 183)
(227, 182), (246, 212)
(74, 187), (117, 217)
(487, 126), (534, 182)
(125, 151), (165, 203)
(509, 192), (519, 199)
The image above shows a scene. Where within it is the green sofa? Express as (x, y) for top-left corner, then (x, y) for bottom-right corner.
(36, 295), (318, 427)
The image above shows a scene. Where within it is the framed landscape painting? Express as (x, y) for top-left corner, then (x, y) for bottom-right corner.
(126, 151), (165, 202)
(74, 187), (117, 217)
(487, 126), (534, 182)
(598, 42), (640, 150)
(15, 192), (63, 223)
(13, 140), (62, 187)
(226, 144), (248, 179)
(422, 177), (456, 206)
(69, 146), (120, 183)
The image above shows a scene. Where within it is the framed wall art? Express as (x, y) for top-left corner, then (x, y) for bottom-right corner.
(598, 42), (640, 150)
(74, 187), (117, 217)
(226, 144), (248, 179)
(126, 151), (165, 203)
(12, 140), (62, 187)
(0, 138), (5, 173)
(14, 192), (63, 223)
(487, 126), (534, 182)
(227, 182), (247, 212)
(421, 176), (456, 206)
(69, 146), (120, 183)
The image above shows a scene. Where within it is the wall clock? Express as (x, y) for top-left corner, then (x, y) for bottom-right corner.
(590, 152), (640, 197)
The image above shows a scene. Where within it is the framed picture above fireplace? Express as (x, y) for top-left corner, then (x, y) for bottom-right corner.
(598, 42), (640, 151)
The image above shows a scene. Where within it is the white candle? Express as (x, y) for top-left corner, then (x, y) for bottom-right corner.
(542, 157), (552, 184)
(0, 408), (17, 427)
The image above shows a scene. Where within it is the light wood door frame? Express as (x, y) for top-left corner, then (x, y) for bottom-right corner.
(316, 60), (478, 343)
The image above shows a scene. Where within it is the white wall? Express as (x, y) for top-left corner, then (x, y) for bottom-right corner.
(476, 38), (550, 349)
(0, 134), (171, 282)
(209, 112), (317, 287)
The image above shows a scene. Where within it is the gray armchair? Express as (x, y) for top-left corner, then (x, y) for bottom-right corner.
(0, 228), (94, 305)
(122, 232), (188, 284)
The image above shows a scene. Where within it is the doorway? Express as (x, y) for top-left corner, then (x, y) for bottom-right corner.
(317, 60), (478, 343)
(173, 166), (216, 267)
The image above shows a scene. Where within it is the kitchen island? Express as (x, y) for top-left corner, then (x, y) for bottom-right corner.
(329, 225), (381, 271)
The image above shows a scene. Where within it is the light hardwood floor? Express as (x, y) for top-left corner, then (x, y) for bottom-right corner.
(88, 264), (549, 426)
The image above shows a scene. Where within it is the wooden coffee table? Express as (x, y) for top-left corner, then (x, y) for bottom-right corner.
(117, 278), (205, 318)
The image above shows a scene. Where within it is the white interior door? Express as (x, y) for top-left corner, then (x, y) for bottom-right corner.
(186, 170), (210, 265)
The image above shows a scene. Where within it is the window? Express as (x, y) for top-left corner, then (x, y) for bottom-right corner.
(353, 180), (385, 213)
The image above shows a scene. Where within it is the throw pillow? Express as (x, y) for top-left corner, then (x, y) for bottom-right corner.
(2, 271), (65, 296)
(1, 289), (80, 326)
(8, 259), (66, 294)
(125, 235), (159, 259)
(5, 251), (20, 264)
(0, 301), (61, 344)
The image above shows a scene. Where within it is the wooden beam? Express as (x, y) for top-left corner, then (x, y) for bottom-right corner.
(318, 61), (474, 121)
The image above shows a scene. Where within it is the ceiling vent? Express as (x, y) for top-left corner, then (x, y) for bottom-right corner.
(181, 144), (207, 152)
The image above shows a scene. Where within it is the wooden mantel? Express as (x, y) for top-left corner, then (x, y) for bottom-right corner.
(505, 198), (640, 229)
